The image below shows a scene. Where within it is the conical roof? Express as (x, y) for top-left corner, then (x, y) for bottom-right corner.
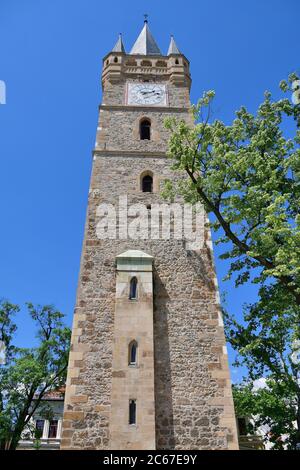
(167, 35), (181, 55)
(130, 22), (161, 55)
(112, 34), (125, 53)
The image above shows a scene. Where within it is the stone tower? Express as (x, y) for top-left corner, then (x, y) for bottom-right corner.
(61, 21), (238, 450)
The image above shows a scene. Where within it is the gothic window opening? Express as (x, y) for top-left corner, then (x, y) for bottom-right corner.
(129, 276), (138, 300)
(140, 119), (151, 140)
(156, 60), (167, 68)
(142, 175), (153, 193)
(129, 400), (136, 425)
(129, 340), (138, 365)
(114, 57), (118, 63)
(141, 60), (152, 67)
(48, 420), (58, 438)
(125, 59), (137, 66)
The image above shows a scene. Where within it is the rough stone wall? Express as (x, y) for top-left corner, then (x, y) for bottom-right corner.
(98, 109), (187, 153)
(61, 152), (238, 449)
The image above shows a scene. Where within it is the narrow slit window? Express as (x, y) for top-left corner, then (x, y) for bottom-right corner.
(129, 341), (138, 365)
(129, 277), (138, 300)
(140, 119), (151, 140)
(142, 175), (153, 193)
(129, 400), (136, 425)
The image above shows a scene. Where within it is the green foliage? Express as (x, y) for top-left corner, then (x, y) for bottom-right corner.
(233, 379), (299, 450)
(164, 74), (300, 448)
(0, 300), (71, 450)
(0, 300), (19, 363)
(224, 283), (300, 448)
(164, 73), (300, 303)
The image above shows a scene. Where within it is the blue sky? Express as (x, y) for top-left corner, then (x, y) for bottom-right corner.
(0, 0), (298, 381)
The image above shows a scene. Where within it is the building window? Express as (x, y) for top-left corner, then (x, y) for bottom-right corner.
(175, 58), (179, 65)
(35, 420), (44, 438)
(141, 60), (152, 67)
(140, 119), (151, 140)
(156, 60), (167, 68)
(125, 59), (137, 66)
(48, 420), (58, 438)
(142, 174), (153, 193)
(129, 340), (138, 365)
(129, 400), (136, 425)
(129, 276), (138, 300)
(114, 57), (118, 63)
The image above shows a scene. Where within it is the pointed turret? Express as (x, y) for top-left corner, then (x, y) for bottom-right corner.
(112, 33), (125, 53)
(167, 35), (181, 55)
(130, 20), (161, 55)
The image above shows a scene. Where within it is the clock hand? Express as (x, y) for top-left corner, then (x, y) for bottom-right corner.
(140, 92), (162, 98)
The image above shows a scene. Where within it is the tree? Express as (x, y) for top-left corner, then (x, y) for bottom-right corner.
(233, 381), (298, 450)
(163, 74), (300, 448)
(0, 300), (71, 450)
(163, 73), (300, 308)
(225, 285), (300, 449)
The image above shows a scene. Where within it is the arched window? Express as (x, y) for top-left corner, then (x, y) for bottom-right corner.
(129, 340), (138, 365)
(156, 60), (167, 68)
(140, 119), (151, 140)
(142, 174), (153, 193)
(125, 59), (137, 66)
(141, 60), (152, 67)
(129, 400), (136, 425)
(129, 276), (138, 300)
(114, 56), (118, 63)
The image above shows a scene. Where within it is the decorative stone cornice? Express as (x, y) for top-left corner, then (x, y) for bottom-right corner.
(101, 53), (191, 88)
(99, 104), (191, 113)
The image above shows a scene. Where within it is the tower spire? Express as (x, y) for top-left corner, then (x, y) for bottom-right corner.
(130, 21), (161, 55)
(167, 35), (181, 55)
(111, 33), (125, 53)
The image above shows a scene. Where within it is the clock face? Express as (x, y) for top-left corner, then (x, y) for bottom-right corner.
(127, 83), (167, 106)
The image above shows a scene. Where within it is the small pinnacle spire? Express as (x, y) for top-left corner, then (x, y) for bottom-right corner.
(167, 35), (181, 55)
(144, 13), (148, 24)
(112, 33), (125, 53)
